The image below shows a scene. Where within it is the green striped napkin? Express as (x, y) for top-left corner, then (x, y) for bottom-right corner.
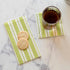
(4, 16), (41, 64)
(36, 13), (64, 38)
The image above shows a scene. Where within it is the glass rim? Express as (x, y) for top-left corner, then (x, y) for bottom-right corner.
(42, 6), (61, 25)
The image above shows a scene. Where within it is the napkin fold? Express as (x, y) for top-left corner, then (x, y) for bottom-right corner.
(4, 16), (41, 64)
(36, 13), (64, 38)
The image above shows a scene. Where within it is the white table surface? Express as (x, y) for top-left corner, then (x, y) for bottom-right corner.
(0, 0), (70, 70)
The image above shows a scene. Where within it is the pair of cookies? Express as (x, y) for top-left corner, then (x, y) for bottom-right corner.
(17, 31), (29, 50)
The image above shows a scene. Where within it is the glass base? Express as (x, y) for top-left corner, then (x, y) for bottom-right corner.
(42, 23), (56, 30)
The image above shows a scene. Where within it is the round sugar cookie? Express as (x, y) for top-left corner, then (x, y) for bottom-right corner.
(17, 38), (29, 50)
(17, 31), (29, 40)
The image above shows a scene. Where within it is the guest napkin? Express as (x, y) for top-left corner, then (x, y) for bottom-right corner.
(36, 13), (64, 38)
(4, 16), (41, 64)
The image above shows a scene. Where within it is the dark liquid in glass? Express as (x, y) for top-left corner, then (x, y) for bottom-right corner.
(43, 10), (61, 23)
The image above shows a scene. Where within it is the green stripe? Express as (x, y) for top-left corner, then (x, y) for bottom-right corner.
(24, 17), (41, 56)
(56, 22), (61, 35)
(39, 13), (46, 37)
(4, 23), (23, 64)
(12, 20), (19, 34)
(12, 20), (31, 61)
(19, 17), (39, 58)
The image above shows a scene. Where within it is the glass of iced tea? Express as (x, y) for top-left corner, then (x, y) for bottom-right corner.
(42, 6), (61, 29)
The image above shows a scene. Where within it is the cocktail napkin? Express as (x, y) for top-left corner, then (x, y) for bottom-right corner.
(36, 13), (64, 38)
(4, 16), (41, 64)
